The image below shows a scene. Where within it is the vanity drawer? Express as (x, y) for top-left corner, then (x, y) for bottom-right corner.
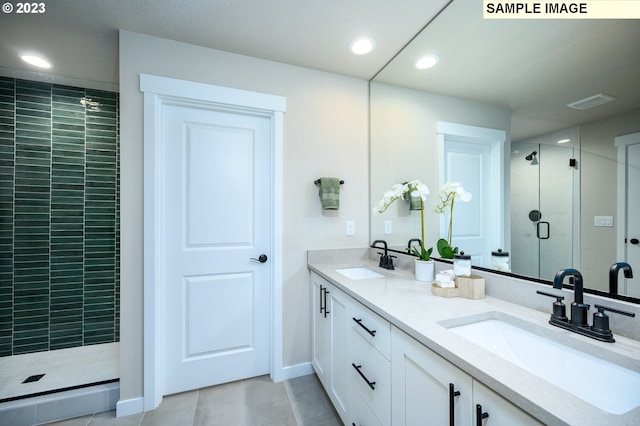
(351, 330), (391, 425)
(350, 302), (391, 360)
(351, 383), (383, 426)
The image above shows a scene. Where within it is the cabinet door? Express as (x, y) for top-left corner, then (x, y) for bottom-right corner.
(311, 272), (330, 387)
(473, 381), (544, 426)
(391, 326), (473, 425)
(329, 286), (350, 423)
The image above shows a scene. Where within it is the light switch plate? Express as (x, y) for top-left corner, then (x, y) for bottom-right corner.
(346, 221), (355, 235)
(384, 220), (392, 234)
(594, 216), (614, 227)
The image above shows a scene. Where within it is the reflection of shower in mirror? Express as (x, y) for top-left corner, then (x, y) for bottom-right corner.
(525, 151), (538, 164)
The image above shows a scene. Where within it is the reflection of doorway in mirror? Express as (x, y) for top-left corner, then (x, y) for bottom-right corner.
(616, 132), (640, 297)
(511, 128), (580, 281)
(437, 122), (506, 267)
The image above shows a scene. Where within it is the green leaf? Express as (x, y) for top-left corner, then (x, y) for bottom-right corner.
(437, 238), (455, 259)
(411, 246), (433, 261)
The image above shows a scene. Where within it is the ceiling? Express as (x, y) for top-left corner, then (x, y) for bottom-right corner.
(0, 0), (450, 85)
(374, 0), (640, 140)
(0, 0), (638, 141)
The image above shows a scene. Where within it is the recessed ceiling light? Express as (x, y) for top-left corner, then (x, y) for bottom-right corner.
(414, 54), (440, 70)
(349, 36), (376, 55)
(557, 138), (571, 144)
(19, 53), (52, 69)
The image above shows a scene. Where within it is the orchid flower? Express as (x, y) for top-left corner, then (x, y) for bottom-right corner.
(373, 180), (433, 261)
(434, 182), (472, 258)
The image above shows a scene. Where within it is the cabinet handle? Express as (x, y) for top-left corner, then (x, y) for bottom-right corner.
(449, 383), (461, 426)
(476, 404), (489, 426)
(319, 285), (325, 314)
(323, 287), (330, 317)
(352, 363), (376, 390)
(352, 317), (377, 336)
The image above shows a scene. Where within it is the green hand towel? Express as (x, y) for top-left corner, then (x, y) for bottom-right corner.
(319, 177), (340, 210)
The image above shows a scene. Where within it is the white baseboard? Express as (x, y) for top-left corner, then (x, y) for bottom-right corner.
(116, 396), (144, 417)
(274, 362), (314, 382)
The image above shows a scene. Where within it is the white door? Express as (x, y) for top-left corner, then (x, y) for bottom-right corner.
(442, 138), (492, 264)
(161, 103), (272, 395)
(622, 141), (640, 297)
(438, 122), (505, 267)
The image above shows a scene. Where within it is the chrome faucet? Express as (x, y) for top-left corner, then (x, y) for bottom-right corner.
(553, 268), (588, 326)
(609, 262), (633, 294)
(537, 267), (636, 342)
(371, 240), (395, 270)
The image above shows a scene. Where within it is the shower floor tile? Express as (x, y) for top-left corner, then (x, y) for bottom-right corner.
(0, 343), (119, 401)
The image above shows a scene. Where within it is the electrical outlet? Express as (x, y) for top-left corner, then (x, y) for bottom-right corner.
(346, 221), (355, 235)
(384, 220), (392, 234)
(594, 216), (614, 227)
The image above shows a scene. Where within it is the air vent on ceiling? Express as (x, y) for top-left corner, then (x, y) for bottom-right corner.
(567, 93), (616, 110)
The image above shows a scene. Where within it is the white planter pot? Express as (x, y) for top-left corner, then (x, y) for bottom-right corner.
(414, 259), (435, 282)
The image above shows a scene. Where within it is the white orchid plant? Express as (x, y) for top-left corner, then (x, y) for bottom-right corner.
(374, 180), (433, 261)
(434, 182), (472, 258)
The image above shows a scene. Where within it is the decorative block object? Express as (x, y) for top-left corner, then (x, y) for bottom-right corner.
(455, 275), (485, 300)
(431, 283), (460, 298)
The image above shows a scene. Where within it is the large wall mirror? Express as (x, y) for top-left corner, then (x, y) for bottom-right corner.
(370, 0), (640, 301)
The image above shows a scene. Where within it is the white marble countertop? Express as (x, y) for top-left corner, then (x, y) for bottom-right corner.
(308, 255), (640, 425)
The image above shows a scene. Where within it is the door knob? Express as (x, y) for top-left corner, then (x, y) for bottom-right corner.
(630, 238), (639, 245)
(250, 254), (268, 263)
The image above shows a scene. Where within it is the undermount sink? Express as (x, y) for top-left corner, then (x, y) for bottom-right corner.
(334, 267), (385, 280)
(440, 312), (640, 414)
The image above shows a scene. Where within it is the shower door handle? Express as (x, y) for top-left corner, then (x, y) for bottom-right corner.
(537, 221), (550, 240)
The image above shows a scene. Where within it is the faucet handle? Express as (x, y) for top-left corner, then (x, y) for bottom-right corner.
(591, 304), (636, 336)
(536, 290), (568, 322)
(593, 304), (636, 318)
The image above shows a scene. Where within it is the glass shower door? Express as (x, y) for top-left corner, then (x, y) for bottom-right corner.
(511, 141), (577, 280)
(538, 144), (575, 280)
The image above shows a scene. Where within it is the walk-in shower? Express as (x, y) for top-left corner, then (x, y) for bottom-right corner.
(0, 77), (120, 405)
(510, 127), (580, 281)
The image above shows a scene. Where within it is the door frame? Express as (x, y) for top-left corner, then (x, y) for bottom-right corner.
(616, 131), (640, 293)
(140, 74), (285, 411)
(437, 121), (506, 267)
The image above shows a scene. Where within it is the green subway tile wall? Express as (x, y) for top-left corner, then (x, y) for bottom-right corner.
(0, 77), (119, 357)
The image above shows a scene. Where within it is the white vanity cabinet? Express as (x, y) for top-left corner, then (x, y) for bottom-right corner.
(311, 270), (544, 426)
(311, 272), (350, 424)
(350, 301), (391, 426)
(391, 326), (473, 425)
(391, 326), (542, 426)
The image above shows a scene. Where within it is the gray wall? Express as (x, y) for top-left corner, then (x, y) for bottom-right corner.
(581, 109), (640, 291)
(118, 30), (370, 404)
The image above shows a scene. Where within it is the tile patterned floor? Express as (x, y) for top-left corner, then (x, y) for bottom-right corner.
(0, 343), (119, 401)
(46, 374), (341, 426)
